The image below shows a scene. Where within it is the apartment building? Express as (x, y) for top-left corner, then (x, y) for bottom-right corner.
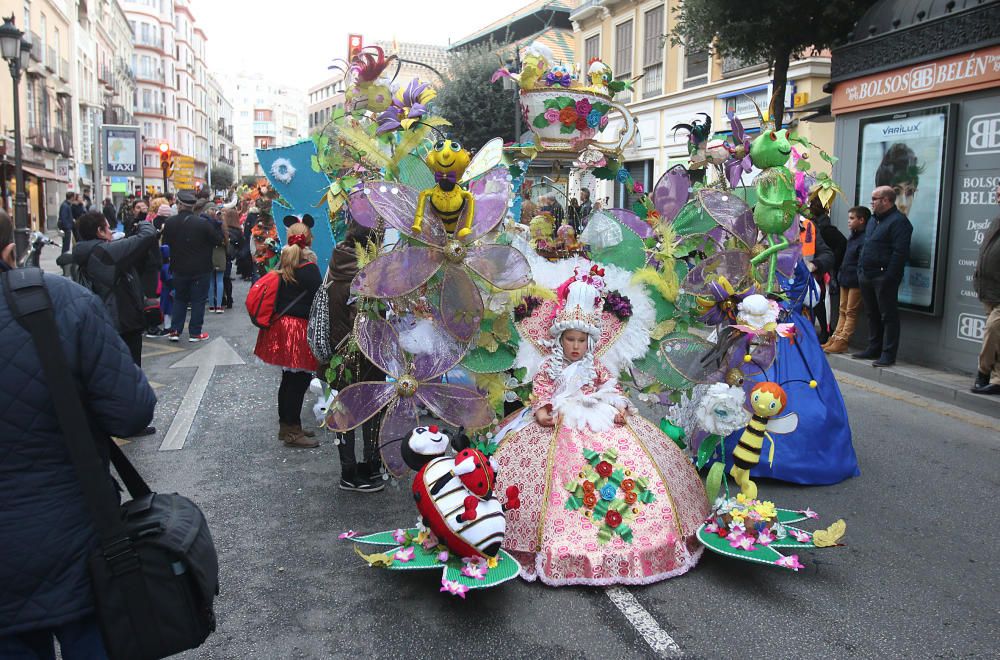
(306, 74), (344, 134)
(208, 73), (238, 191)
(569, 0), (833, 206)
(226, 72), (305, 178)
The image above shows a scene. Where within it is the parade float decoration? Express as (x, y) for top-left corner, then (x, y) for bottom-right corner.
(346, 426), (522, 596)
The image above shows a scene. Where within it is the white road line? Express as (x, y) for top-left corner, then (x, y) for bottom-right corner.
(160, 338), (244, 451)
(605, 586), (683, 658)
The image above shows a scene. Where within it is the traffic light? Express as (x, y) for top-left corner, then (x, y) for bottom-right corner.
(348, 34), (363, 61)
(158, 142), (171, 171)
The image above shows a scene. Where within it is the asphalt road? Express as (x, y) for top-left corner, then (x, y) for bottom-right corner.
(125, 278), (1000, 659)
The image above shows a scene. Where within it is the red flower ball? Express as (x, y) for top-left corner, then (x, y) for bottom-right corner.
(559, 106), (577, 126)
(605, 510), (623, 528)
(624, 491), (638, 505)
(620, 478), (635, 492)
(582, 480), (595, 493)
(596, 461), (613, 478)
(583, 492), (598, 509)
(576, 116), (589, 131)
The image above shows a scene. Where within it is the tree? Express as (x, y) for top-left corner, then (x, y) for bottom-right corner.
(670, 0), (877, 130)
(240, 175), (260, 188)
(211, 163), (234, 190)
(433, 42), (518, 150)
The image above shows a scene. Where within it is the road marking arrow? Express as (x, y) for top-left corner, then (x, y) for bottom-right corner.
(159, 337), (245, 451)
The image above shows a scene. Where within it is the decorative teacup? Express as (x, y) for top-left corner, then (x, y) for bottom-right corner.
(521, 88), (636, 156)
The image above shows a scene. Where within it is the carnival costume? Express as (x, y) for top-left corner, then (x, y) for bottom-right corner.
(492, 270), (709, 586)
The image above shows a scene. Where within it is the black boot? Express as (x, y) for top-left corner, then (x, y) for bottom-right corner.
(339, 466), (384, 493)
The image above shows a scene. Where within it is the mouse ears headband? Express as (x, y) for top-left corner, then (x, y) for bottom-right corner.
(282, 213), (315, 229)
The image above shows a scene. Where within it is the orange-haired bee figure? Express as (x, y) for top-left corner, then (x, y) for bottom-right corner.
(731, 382), (799, 499)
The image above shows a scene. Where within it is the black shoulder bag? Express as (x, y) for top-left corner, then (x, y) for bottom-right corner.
(2, 268), (219, 660)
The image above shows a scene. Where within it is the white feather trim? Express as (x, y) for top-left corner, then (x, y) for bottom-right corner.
(511, 236), (655, 378)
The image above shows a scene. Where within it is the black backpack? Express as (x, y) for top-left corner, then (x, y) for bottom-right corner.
(3, 268), (219, 660)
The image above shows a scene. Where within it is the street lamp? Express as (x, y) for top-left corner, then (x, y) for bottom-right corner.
(0, 15), (32, 259)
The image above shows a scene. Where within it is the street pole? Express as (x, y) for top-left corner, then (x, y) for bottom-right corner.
(162, 162), (168, 194)
(140, 136), (146, 195)
(10, 57), (27, 256)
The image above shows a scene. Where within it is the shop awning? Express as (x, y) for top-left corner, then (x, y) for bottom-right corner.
(20, 164), (68, 183)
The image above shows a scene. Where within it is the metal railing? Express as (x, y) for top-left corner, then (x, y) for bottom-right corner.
(46, 46), (56, 72)
(615, 76), (633, 104)
(26, 128), (73, 157)
(135, 68), (165, 84)
(642, 64), (662, 98)
(29, 33), (42, 62)
(722, 53), (767, 76)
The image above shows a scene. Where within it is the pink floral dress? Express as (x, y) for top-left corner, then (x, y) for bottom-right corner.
(493, 360), (709, 586)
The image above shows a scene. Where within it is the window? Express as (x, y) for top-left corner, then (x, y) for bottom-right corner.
(614, 21), (632, 76)
(684, 49), (709, 88)
(642, 6), (664, 98)
(584, 35), (600, 64)
(614, 160), (653, 210)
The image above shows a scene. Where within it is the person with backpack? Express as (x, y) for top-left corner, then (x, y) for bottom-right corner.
(222, 208), (244, 309)
(251, 217), (322, 448)
(0, 209), (157, 659)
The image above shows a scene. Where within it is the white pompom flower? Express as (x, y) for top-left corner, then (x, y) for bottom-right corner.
(270, 157), (296, 184)
(695, 382), (750, 436)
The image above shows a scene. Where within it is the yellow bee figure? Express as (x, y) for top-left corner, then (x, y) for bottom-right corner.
(412, 139), (475, 238)
(731, 382), (798, 500)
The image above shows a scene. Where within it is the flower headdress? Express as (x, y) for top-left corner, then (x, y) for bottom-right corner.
(549, 265), (606, 340)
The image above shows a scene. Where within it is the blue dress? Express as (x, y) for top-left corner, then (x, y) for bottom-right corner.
(721, 261), (860, 486)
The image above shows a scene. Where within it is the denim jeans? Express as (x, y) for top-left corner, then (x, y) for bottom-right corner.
(209, 270), (224, 308)
(170, 272), (211, 335)
(0, 614), (109, 659)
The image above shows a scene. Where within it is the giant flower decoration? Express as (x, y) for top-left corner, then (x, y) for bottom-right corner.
(723, 112), (753, 189)
(326, 316), (495, 477)
(352, 167), (532, 341)
(695, 275), (755, 326)
(376, 79), (437, 134)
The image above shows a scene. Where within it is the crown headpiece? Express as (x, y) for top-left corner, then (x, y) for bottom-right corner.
(550, 266), (606, 339)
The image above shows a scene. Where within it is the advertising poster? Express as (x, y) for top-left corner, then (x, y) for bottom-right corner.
(857, 106), (949, 311)
(101, 125), (141, 178)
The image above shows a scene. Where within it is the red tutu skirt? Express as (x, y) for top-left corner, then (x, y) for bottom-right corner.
(254, 315), (318, 372)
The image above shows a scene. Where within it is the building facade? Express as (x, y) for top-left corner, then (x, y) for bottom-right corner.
(826, 0), (1000, 372)
(226, 72), (305, 178)
(569, 0), (833, 208)
(208, 73), (238, 193)
(306, 74), (344, 135)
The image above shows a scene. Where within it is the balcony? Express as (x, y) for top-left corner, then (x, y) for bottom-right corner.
(135, 68), (166, 84)
(98, 64), (112, 84)
(104, 104), (134, 125)
(641, 64), (663, 99)
(59, 59), (69, 82)
(137, 102), (168, 117)
(46, 46), (56, 72)
(252, 121), (276, 137)
(29, 33), (42, 62)
(722, 53), (767, 77)
(27, 128), (74, 157)
(135, 36), (164, 51)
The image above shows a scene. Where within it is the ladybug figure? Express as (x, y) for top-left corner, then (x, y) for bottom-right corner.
(400, 426), (519, 559)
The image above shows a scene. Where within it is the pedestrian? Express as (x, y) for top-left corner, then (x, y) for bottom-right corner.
(810, 196), (847, 343)
(0, 208), (157, 658)
(326, 222), (384, 491)
(519, 198), (538, 224)
(578, 188), (593, 222)
(126, 198), (148, 237)
(203, 205), (227, 314)
(253, 218), (322, 448)
(853, 185), (913, 367)
(101, 198), (117, 232)
(222, 208), (243, 309)
(567, 197), (580, 231)
(117, 194), (134, 230)
(71, 194), (85, 231)
(58, 192), (75, 254)
(972, 181), (1000, 395)
(824, 206), (870, 354)
(160, 189), (223, 343)
(238, 204), (256, 280)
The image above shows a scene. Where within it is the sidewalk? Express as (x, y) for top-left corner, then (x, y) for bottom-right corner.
(828, 352), (1000, 419)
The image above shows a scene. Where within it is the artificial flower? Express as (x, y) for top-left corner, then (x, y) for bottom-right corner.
(695, 275), (755, 326)
(599, 115), (609, 129)
(605, 510), (623, 528)
(792, 530), (811, 543)
(757, 528), (776, 545)
(729, 534), (757, 551)
(600, 484), (617, 501)
(437, 550), (450, 563)
(338, 530), (358, 539)
(775, 554), (805, 570)
(574, 147), (607, 170)
(596, 461), (613, 478)
(421, 531), (440, 551)
(694, 382), (751, 436)
(624, 491), (637, 505)
(375, 78), (435, 134)
(582, 480), (596, 493)
(543, 108), (560, 124)
(802, 508), (819, 519)
(558, 106), (577, 126)
(603, 291), (633, 320)
(620, 479), (635, 492)
(461, 563), (488, 580)
(724, 111), (753, 189)
(704, 521), (721, 534)
(753, 501), (778, 520)
(392, 529), (409, 544)
(729, 520), (747, 537)
(616, 168), (629, 183)
(576, 116), (589, 131)
(587, 109), (602, 129)
(632, 182), (644, 194)
(440, 578), (470, 598)
(393, 547), (415, 563)
(575, 98), (592, 116)
(583, 492), (598, 508)
(270, 157), (296, 184)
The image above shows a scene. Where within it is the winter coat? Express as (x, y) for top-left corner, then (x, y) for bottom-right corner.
(0, 263), (156, 635)
(838, 229), (866, 289)
(858, 205), (913, 282)
(161, 210), (224, 277)
(102, 203), (117, 230)
(975, 215), (1000, 305)
(57, 201), (74, 232)
(814, 213), (847, 276)
(275, 262), (322, 319)
(72, 220), (158, 334)
(325, 241), (378, 384)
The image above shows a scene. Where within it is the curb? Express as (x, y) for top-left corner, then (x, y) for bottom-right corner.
(828, 353), (1000, 419)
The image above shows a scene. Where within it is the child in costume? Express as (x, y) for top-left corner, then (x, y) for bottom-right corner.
(492, 271), (709, 586)
(251, 202), (280, 278)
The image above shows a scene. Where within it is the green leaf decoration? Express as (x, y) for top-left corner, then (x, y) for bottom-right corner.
(819, 150), (839, 165)
(589, 218), (646, 271)
(591, 165), (618, 180)
(594, 499), (610, 519)
(592, 102), (610, 114)
(638, 490), (655, 504)
(565, 495), (583, 511)
(352, 528), (420, 547)
(584, 448), (600, 463)
(696, 526), (788, 567)
(795, 158), (812, 172)
(597, 526), (613, 545)
(461, 345), (516, 374)
(617, 526), (633, 543)
(559, 124), (575, 135)
(609, 469), (625, 486)
(557, 97), (575, 109)
(696, 434), (723, 469)
(705, 462), (725, 504)
(672, 201), (718, 236)
(543, 99), (560, 110)
(631, 200), (647, 217)
(398, 154), (435, 190)
(533, 114), (550, 129)
(602, 447), (619, 462)
(659, 419), (687, 449)
(311, 154), (321, 173)
(633, 342), (693, 390)
(442, 550), (521, 589)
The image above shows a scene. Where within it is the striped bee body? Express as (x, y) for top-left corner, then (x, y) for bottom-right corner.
(733, 414), (769, 470)
(413, 456), (506, 559)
